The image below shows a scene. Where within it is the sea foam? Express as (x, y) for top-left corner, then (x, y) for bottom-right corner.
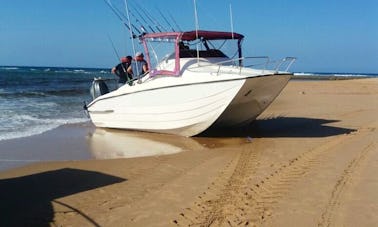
(0, 116), (89, 141)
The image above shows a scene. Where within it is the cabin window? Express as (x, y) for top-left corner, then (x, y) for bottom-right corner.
(144, 37), (180, 76)
(142, 33), (243, 76)
(182, 38), (240, 62)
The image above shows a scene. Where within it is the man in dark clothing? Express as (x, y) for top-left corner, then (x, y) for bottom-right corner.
(111, 56), (132, 87)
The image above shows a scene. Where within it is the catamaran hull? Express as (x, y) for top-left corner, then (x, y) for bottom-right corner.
(212, 74), (291, 128)
(87, 74), (290, 136)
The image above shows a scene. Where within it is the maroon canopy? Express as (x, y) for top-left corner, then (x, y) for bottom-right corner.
(181, 30), (244, 40)
(142, 30), (244, 41)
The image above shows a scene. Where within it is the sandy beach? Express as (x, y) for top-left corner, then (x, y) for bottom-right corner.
(0, 78), (377, 226)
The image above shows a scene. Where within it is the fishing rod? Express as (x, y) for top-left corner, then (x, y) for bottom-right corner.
(118, 5), (150, 34)
(110, 1), (154, 34)
(103, 0), (138, 38)
(156, 7), (175, 32)
(168, 11), (182, 31)
(107, 34), (128, 79)
(103, 0), (128, 28)
(113, 6), (143, 35)
(147, 8), (167, 32)
(130, 3), (156, 33)
(131, 1), (165, 32)
(107, 34), (122, 61)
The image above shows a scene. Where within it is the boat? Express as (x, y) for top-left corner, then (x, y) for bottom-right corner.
(85, 30), (295, 136)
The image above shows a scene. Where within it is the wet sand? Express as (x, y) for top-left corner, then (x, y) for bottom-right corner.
(0, 78), (377, 226)
(0, 123), (94, 171)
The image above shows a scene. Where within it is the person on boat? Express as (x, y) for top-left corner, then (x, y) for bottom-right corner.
(127, 52), (148, 81)
(111, 56), (132, 87)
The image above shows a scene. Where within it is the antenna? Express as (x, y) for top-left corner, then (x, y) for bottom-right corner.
(193, 0), (200, 64)
(193, 0), (200, 37)
(124, 0), (139, 77)
(229, 3), (234, 39)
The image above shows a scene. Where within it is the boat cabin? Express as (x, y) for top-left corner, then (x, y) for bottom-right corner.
(140, 30), (244, 76)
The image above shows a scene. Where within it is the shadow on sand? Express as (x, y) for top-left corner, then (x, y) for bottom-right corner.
(201, 117), (356, 138)
(0, 168), (126, 226)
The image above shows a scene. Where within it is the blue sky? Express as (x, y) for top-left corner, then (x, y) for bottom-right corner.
(0, 0), (377, 73)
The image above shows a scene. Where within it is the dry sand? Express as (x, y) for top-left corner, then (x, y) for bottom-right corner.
(0, 78), (377, 226)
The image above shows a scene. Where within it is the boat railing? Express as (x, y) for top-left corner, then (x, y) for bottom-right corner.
(190, 56), (266, 74)
(271, 57), (297, 72)
(242, 56), (296, 74)
(192, 56), (296, 76)
(242, 56), (270, 73)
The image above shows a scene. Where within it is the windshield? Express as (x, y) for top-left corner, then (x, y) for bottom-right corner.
(142, 32), (243, 76)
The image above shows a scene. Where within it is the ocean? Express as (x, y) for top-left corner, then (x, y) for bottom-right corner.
(0, 66), (377, 142)
(0, 66), (115, 142)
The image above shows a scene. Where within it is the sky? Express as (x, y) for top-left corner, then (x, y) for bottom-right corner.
(0, 0), (377, 73)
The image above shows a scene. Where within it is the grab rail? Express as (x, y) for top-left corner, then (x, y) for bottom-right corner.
(189, 56), (296, 76)
(243, 56), (270, 68)
(273, 57), (297, 72)
(243, 56), (270, 74)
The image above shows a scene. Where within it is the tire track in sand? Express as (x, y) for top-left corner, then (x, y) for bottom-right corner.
(318, 141), (376, 227)
(173, 140), (262, 226)
(173, 133), (354, 226)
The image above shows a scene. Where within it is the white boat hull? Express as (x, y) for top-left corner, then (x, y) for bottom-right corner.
(212, 74), (291, 128)
(87, 73), (291, 136)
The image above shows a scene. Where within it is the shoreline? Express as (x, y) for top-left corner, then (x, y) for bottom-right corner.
(0, 121), (246, 172)
(1, 78), (377, 226)
(0, 122), (94, 172)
